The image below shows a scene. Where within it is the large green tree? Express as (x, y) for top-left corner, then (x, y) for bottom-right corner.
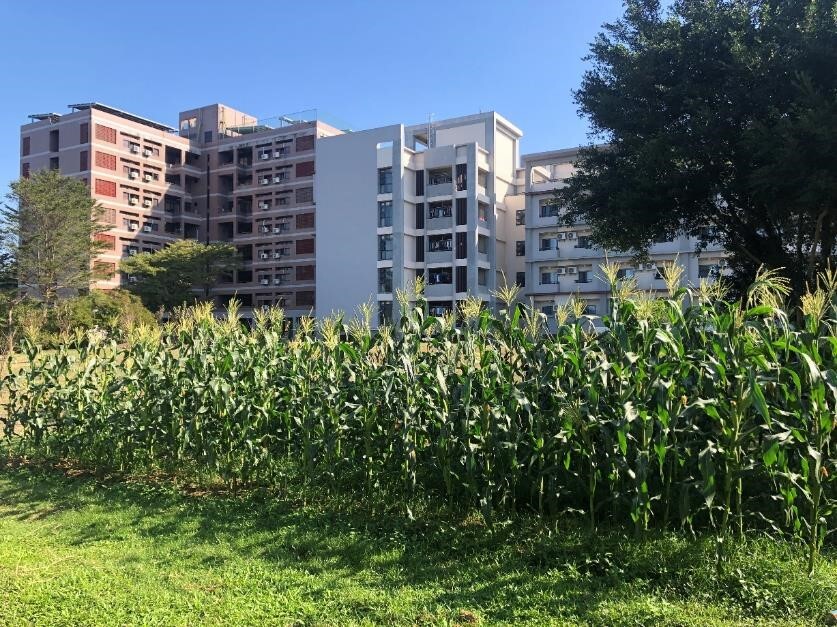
(119, 239), (239, 312)
(557, 0), (837, 297)
(3, 170), (109, 304)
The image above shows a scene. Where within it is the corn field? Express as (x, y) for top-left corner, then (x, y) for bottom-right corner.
(2, 266), (836, 573)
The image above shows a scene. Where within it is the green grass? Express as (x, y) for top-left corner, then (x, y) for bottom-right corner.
(0, 467), (835, 626)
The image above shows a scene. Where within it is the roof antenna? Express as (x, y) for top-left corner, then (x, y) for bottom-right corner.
(427, 113), (434, 149)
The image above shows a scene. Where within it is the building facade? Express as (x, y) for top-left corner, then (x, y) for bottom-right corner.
(20, 104), (727, 327)
(315, 112), (523, 325)
(520, 148), (728, 327)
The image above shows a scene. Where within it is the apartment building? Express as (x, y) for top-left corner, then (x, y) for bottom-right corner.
(20, 103), (203, 289)
(520, 148), (728, 327)
(315, 112), (524, 326)
(20, 103), (343, 324)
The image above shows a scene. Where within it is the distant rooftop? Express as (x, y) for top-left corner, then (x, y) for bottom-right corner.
(27, 103), (177, 133)
(223, 109), (353, 137)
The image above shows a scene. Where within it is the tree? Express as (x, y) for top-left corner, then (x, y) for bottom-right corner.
(557, 0), (837, 298)
(119, 239), (239, 312)
(3, 170), (110, 304)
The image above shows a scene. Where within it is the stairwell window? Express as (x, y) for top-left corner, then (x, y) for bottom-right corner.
(378, 168), (392, 194)
(378, 234), (393, 261)
(378, 201), (393, 227)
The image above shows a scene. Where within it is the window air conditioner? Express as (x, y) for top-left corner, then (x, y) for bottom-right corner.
(261, 153), (270, 160)
(260, 278), (270, 285)
(144, 174), (153, 182)
(128, 223), (137, 231)
(273, 278), (283, 285)
(128, 249), (138, 256)
(556, 267), (566, 275)
(274, 176), (283, 183)
(273, 252), (282, 259)
(143, 149), (152, 157)
(259, 252), (269, 260)
(142, 225), (152, 233)
(130, 145), (139, 154)
(128, 275), (137, 284)
(143, 199), (152, 208)
(129, 171), (138, 179)
(273, 226), (281, 234)
(261, 179), (270, 185)
(260, 226), (270, 233)
(259, 202), (269, 209)
(129, 198), (138, 206)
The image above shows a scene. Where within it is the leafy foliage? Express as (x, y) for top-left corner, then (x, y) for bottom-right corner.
(2, 271), (835, 575)
(118, 239), (239, 312)
(3, 170), (109, 304)
(558, 0), (837, 298)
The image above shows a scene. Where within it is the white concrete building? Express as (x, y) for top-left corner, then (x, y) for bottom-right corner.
(521, 148), (728, 326)
(315, 112), (523, 326)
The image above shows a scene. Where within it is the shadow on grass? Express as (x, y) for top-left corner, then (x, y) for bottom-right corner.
(0, 463), (833, 624)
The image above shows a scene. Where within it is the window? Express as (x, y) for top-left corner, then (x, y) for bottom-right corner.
(575, 236), (591, 249)
(379, 301), (393, 326)
(378, 267), (392, 293)
(456, 266), (467, 292)
(21, 136), (30, 156)
(204, 131), (213, 143)
(515, 210), (525, 226)
(378, 168), (393, 194)
(429, 235), (452, 252)
(478, 268), (487, 286)
(455, 163), (467, 191)
(478, 203), (489, 222)
(296, 291), (315, 307)
(456, 198), (467, 225)
(49, 157), (59, 171)
(540, 237), (558, 251)
(296, 187), (313, 204)
(428, 268), (452, 285)
(415, 170), (424, 196)
(378, 201), (393, 227)
(699, 264), (719, 279)
(616, 268), (635, 280)
(541, 271), (560, 285)
(539, 200), (560, 218)
(21, 163), (30, 178)
(515, 271), (526, 287)
(80, 151), (88, 170)
(428, 168), (452, 186)
(584, 304), (598, 315)
(49, 129), (59, 152)
(415, 203), (425, 229)
(576, 270), (590, 283)
(296, 265), (315, 281)
(477, 235), (488, 254)
(516, 241), (525, 256)
(80, 123), (89, 143)
(416, 235), (424, 262)
(378, 234), (393, 261)
(428, 202), (452, 219)
(456, 232), (467, 260)
(541, 305), (555, 317)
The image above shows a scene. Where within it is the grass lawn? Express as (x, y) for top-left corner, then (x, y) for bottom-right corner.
(0, 466), (835, 626)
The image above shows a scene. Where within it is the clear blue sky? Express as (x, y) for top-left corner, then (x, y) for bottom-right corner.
(0, 0), (629, 188)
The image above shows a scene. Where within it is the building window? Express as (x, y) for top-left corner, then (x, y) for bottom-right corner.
(429, 235), (452, 252)
(456, 266), (467, 292)
(378, 201), (393, 227)
(616, 268), (635, 280)
(21, 136), (30, 156)
(576, 270), (590, 283)
(516, 210), (525, 226)
(699, 264), (719, 279)
(575, 236), (591, 249)
(584, 304), (598, 315)
(477, 268), (487, 286)
(428, 202), (452, 219)
(455, 198), (467, 225)
(515, 271), (525, 287)
(378, 301), (392, 326)
(80, 151), (88, 171)
(416, 235), (424, 262)
(455, 163), (467, 191)
(541, 271), (560, 285)
(378, 234), (393, 260)
(516, 241), (525, 256)
(80, 123), (89, 143)
(428, 267), (452, 285)
(456, 232), (467, 260)
(378, 267), (392, 293)
(540, 237), (559, 251)
(415, 170), (424, 196)
(295, 135), (315, 152)
(478, 203), (489, 222)
(21, 163), (30, 178)
(49, 157), (59, 171)
(428, 168), (452, 186)
(296, 187), (313, 204)
(49, 129), (59, 152)
(477, 235), (488, 254)
(539, 200), (560, 218)
(415, 203), (425, 229)
(378, 168), (392, 194)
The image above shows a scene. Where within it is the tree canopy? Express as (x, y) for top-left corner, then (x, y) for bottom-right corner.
(557, 0), (837, 297)
(119, 239), (239, 312)
(3, 170), (109, 304)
